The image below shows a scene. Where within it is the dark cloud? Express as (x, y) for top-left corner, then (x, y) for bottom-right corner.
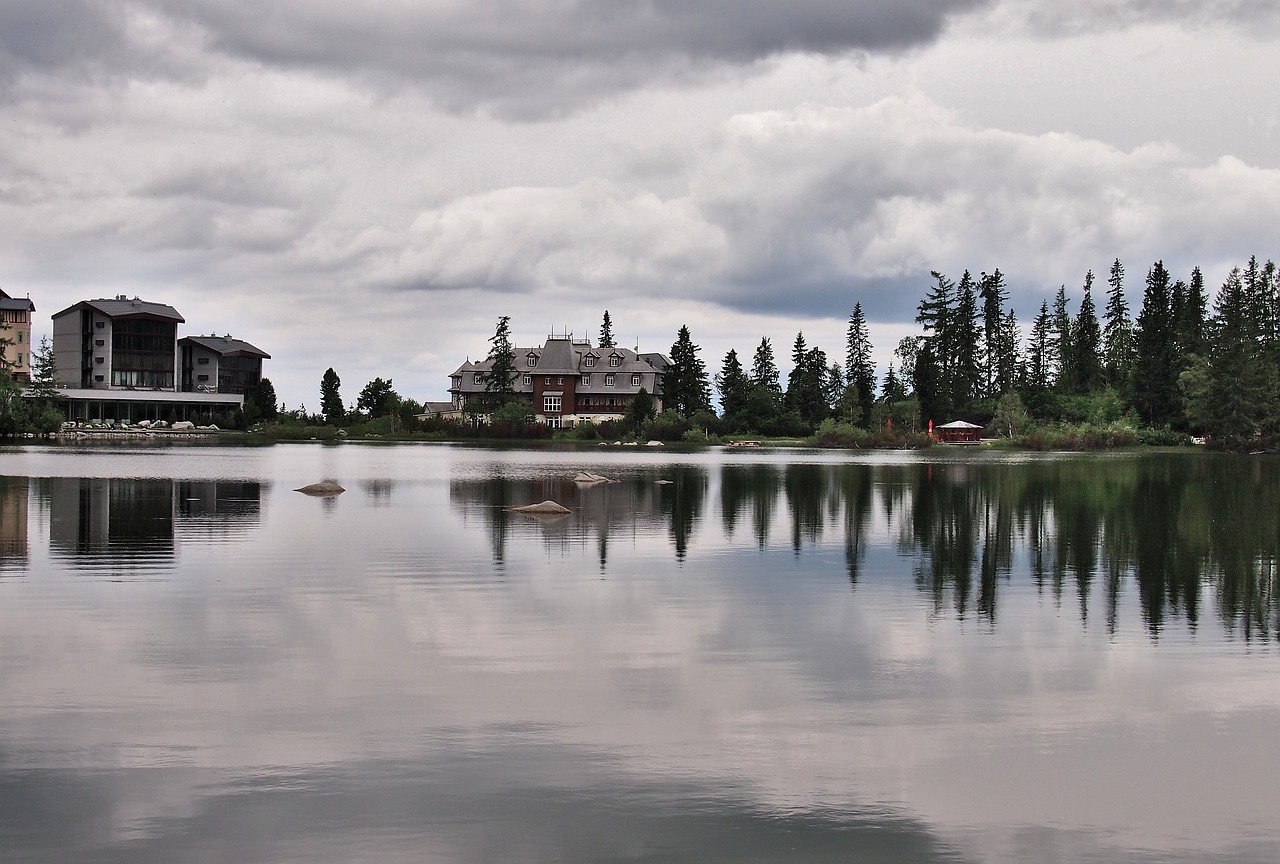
(1, 0), (988, 116)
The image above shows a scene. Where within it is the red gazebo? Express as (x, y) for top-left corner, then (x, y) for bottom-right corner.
(936, 420), (983, 444)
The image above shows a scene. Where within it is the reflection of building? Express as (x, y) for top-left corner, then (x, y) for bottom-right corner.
(0, 476), (29, 568)
(47, 477), (176, 559)
(50, 296), (269, 424)
(0, 288), (36, 382)
(450, 334), (670, 429)
(179, 336), (270, 395)
(44, 478), (264, 561)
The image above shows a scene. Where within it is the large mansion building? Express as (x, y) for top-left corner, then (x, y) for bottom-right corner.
(450, 334), (670, 428)
(0, 288), (36, 382)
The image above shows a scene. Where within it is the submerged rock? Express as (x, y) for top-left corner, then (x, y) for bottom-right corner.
(294, 482), (346, 496)
(510, 500), (572, 515)
(573, 472), (619, 484)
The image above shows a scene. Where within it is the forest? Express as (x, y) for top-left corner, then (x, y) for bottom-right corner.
(690, 255), (1280, 450)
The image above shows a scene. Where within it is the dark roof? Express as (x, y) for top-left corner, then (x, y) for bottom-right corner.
(52, 297), (184, 322)
(179, 335), (270, 358)
(0, 288), (34, 312)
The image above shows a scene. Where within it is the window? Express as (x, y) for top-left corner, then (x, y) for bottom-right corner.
(609, 355), (621, 367)
(545, 376), (552, 384)
(543, 394), (561, 413)
(581, 374), (590, 386)
(95, 356), (104, 364)
(605, 374), (614, 386)
(557, 376), (563, 385)
(94, 375), (104, 382)
(197, 357), (209, 365)
(581, 396), (591, 406)
(95, 321), (105, 329)
(523, 374), (532, 385)
(95, 339), (104, 347)
(16, 353), (22, 366)
(584, 356), (595, 367)
(631, 374), (641, 386)
(16, 332), (21, 343)
(607, 397), (615, 406)
(474, 374), (482, 384)
(527, 356), (537, 367)
(197, 374), (209, 382)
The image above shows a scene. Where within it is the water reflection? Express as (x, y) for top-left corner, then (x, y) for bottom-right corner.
(0, 475), (28, 570)
(35, 478), (263, 571)
(449, 455), (1280, 641)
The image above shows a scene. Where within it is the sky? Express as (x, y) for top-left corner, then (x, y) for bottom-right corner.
(2, 0), (1279, 410)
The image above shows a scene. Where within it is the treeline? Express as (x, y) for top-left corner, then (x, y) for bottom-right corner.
(679, 255), (1279, 449)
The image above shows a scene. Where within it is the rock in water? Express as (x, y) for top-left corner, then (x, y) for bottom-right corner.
(510, 500), (571, 514)
(294, 482), (346, 496)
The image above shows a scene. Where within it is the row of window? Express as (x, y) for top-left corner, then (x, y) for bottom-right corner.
(527, 355), (623, 368)
(473, 373), (645, 387)
(543, 395), (623, 412)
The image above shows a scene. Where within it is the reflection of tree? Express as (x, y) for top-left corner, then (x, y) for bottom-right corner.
(720, 465), (780, 548)
(903, 465), (978, 620)
(784, 464), (829, 554)
(656, 466), (708, 561)
(836, 466), (874, 587)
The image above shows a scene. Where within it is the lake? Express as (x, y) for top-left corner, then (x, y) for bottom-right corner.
(1, 441), (1277, 863)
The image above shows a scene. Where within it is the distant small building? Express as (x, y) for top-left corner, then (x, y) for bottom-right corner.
(450, 333), (670, 429)
(0, 288), (36, 382)
(936, 420), (983, 444)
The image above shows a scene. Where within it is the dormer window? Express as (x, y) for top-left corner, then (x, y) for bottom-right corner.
(584, 356), (596, 367)
(527, 355), (537, 367)
(609, 354), (621, 367)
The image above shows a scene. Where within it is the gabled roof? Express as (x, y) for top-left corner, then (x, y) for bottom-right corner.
(0, 288), (34, 312)
(937, 420), (983, 430)
(53, 296), (184, 322)
(179, 335), (270, 358)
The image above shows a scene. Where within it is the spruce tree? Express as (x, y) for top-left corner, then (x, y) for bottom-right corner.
(845, 302), (876, 427)
(667, 325), (711, 416)
(916, 272), (956, 410)
(480, 315), (517, 405)
(320, 367), (344, 423)
(951, 272), (982, 409)
(1132, 260), (1179, 427)
(979, 268), (1008, 396)
(598, 310), (616, 349)
(1072, 272), (1103, 393)
(1103, 258), (1133, 390)
(715, 348), (750, 420)
(1052, 285), (1073, 392)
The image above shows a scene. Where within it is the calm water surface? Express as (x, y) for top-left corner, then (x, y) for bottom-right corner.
(1, 442), (1278, 863)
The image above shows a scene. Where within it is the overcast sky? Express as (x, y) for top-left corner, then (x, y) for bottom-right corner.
(3, 0), (1278, 409)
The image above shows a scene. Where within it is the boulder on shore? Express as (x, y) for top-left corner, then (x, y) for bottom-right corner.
(294, 482), (346, 496)
(171, 420), (195, 431)
(510, 500), (572, 515)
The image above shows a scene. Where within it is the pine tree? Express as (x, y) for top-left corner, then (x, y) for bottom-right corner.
(1132, 260), (1179, 427)
(845, 302), (876, 427)
(598, 310), (616, 349)
(751, 337), (780, 392)
(320, 367), (344, 423)
(979, 268), (1008, 396)
(1052, 285), (1073, 392)
(951, 272), (982, 409)
(1072, 272), (1103, 393)
(667, 325), (711, 416)
(715, 348), (751, 420)
(479, 315), (517, 406)
(1103, 258), (1134, 390)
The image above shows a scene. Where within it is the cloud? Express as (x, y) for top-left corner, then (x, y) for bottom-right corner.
(1, 0), (987, 117)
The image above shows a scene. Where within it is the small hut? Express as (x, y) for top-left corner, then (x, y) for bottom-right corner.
(936, 420), (983, 444)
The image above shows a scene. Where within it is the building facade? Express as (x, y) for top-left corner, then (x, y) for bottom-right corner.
(0, 288), (36, 382)
(49, 296), (268, 424)
(450, 334), (670, 428)
(179, 336), (271, 395)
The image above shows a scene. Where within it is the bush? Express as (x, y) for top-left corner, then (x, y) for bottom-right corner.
(811, 419), (870, 448)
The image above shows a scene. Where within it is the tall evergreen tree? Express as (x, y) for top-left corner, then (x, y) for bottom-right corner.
(1103, 258), (1134, 390)
(1072, 272), (1103, 393)
(1132, 260), (1180, 427)
(479, 315), (517, 405)
(997, 307), (1021, 396)
(598, 310), (616, 349)
(916, 271), (956, 410)
(715, 348), (751, 420)
(951, 272), (982, 409)
(1179, 266), (1207, 357)
(913, 340), (946, 429)
(845, 302), (876, 427)
(1052, 285), (1073, 391)
(320, 367), (344, 423)
(667, 325), (711, 416)
(979, 268), (1008, 396)
(751, 337), (781, 392)
(1203, 267), (1265, 446)
(1023, 301), (1053, 416)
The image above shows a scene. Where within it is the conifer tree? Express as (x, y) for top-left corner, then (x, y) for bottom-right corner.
(1024, 301), (1053, 416)
(320, 368), (344, 423)
(979, 268), (1008, 396)
(715, 348), (751, 420)
(951, 272), (982, 410)
(916, 271), (956, 410)
(598, 310), (616, 348)
(1132, 260), (1180, 427)
(1103, 258), (1134, 390)
(1072, 272), (1103, 393)
(751, 337), (780, 392)
(845, 302), (876, 428)
(1179, 266), (1207, 357)
(667, 325), (711, 416)
(479, 315), (517, 406)
(1052, 285), (1073, 391)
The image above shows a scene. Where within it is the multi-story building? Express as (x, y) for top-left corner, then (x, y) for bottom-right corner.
(49, 296), (269, 425)
(179, 335), (271, 395)
(0, 288), (36, 382)
(450, 333), (670, 428)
